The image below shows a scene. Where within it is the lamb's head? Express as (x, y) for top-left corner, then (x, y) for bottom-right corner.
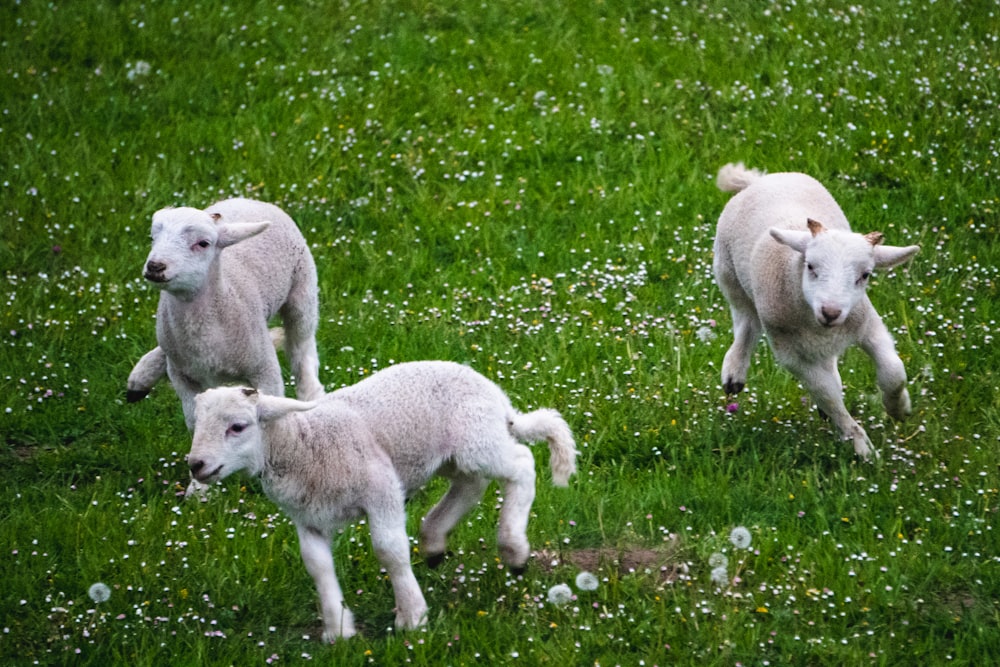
(770, 219), (920, 327)
(143, 206), (270, 297)
(188, 387), (316, 484)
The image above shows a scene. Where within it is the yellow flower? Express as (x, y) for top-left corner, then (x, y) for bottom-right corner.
(755, 606), (769, 614)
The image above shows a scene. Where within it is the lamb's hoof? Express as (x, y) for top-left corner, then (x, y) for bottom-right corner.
(723, 380), (745, 395)
(126, 389), (150, 403)
(425, 551), (453, 569)
(508, 564), (527, 577)
(817, 407), (829, 421)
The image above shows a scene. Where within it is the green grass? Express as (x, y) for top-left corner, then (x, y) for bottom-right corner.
(2, 0), (999, 664)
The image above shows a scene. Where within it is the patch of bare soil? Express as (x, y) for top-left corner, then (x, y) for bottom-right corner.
(532, 544), (683, 583)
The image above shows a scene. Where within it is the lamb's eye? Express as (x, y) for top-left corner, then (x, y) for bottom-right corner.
(857, 271), (872, 284)
(196, 240), (211, 249)
(228, 423), (245, 435)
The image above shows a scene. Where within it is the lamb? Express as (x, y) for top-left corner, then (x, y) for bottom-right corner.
(186, 360), (578, 642)
(128, 198), (324, 429)
(713, 163), (920, 460)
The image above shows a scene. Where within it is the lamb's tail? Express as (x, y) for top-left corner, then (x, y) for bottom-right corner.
(716, 162), (765, 193)
(509, 409), (578, 487)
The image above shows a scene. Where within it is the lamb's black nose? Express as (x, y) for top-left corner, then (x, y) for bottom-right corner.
(820, 306), (842, 325)
(146, 260), (167, 274)
(189, 458), (205, 475)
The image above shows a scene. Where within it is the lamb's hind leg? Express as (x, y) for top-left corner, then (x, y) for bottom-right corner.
(491, 443), (537, 572)
(296, 524), (356, 641)
(721, 308), (763, 395)
(420, 472), (490, 568)
(280, 296), (323, 401)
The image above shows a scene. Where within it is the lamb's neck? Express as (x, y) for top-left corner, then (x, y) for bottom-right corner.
(166, 261), (236, 311)
(260, 415), (310, 483)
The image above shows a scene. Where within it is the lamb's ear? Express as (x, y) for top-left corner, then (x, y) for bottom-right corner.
(255, 394), (317, 421)
(769, 227), (812, 254)
(873, 243), (920, 269)
(806, 218), (827, 236)
(216, 221), (271, 248)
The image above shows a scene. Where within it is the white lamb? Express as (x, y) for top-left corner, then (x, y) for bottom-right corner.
(713, 163), (920, 459)
(186, 360), (578, 642)
(127, 198), (323, 429)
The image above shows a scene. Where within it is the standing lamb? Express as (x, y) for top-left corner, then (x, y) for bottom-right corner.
(186, 360), (578, 641)
(128, 198), (323, 429)
(713, 163), (920, 459)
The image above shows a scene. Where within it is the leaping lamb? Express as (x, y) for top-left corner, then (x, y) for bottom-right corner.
(186, 360), (578, 641)
(713, 163), (920, 460)
(127, 198), (323, 429)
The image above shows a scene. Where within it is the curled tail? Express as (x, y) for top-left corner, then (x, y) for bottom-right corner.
(716, 162), (765, 193)
(509, 408), (578, 487)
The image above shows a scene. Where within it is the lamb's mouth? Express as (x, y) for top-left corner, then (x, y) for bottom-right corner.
(194, 464), (224, 483)
(144, 271), (169, 284)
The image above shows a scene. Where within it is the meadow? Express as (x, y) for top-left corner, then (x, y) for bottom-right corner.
(2, 0), (998, 664)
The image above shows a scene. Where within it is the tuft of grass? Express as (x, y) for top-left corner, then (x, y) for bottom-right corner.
(2, 0), (998, 664)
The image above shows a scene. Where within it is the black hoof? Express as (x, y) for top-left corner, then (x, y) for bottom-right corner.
(817, 407), (829, 421)
(126, 389), (150, 403)
(723, 381), (745, 395)
(509, 564), (527, 577)
(426, 551), (451, 569)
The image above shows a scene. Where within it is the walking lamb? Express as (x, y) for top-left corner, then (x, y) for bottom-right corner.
(713, 163), (920, 459)
(186, 360), (578, 641)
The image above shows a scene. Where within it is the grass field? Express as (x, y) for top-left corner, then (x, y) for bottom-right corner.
(2, 0), (998, 664)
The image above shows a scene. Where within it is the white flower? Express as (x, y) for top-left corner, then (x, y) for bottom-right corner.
(88, 582), (111, 604)
(695, 326), (717, 343)
(710, 566), (729, 587)
(729, 526), (752, 550)
(547, 583), (573, 606)
(708, 552), (728, 569)
(575, 571), (599, 592)
(126, 61), (152, 81)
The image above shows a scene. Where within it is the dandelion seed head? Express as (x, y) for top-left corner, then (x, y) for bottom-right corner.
(708, 552), (728, 569)
(575, 571), (599, 591)
(547, 583), (573, 606)
(88, 582), (111, 604)
(730, 526), (752, 549)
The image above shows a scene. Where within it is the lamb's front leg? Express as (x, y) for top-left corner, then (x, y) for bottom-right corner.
(420, 473), (490, 567)
(126, 346), (167, 402)
(860, 320), (912, 421)
(794, 356), (876, 461)
(296, 524), (356, 641)
(367, 503), (428, 631)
